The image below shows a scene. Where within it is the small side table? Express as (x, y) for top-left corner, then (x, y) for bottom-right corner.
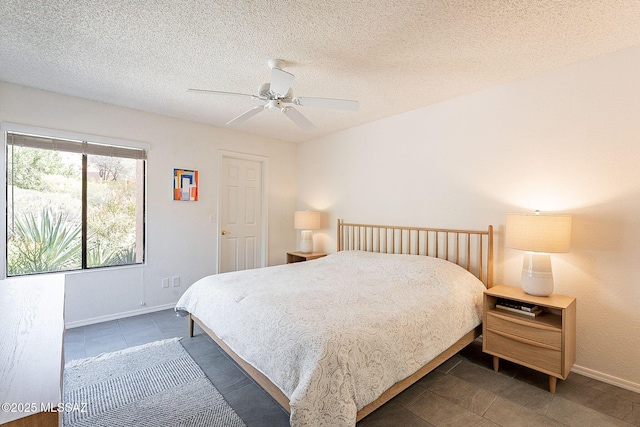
(286, 251), (327, 264)
(483, 285), (576, 393)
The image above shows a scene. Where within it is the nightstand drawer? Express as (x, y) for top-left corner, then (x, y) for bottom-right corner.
(487, 312), (561, 348)
(485, 329), (562, 375)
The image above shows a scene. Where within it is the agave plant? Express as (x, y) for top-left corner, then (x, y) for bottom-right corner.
(86, 242), (136, 267)
(7, 208), (81, 275)
(111, 246), (137, 265)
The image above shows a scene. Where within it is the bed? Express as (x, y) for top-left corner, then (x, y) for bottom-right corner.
(176, 219), (493, 426)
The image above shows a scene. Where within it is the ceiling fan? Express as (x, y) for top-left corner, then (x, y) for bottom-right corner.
(188, 59), (359, 131)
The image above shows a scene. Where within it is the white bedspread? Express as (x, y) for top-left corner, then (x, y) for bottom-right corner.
(175, 250), (485, 426)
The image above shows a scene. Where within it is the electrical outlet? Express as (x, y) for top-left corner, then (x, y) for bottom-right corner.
(162, 278), (169, 288)
(172, 276), (180, 287)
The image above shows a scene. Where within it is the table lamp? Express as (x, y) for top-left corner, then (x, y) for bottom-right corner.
(294, 210), (321, 253)
(505, 211), (571, 296)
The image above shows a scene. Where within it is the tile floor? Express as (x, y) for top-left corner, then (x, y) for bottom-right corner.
(64, 309), (640, 427)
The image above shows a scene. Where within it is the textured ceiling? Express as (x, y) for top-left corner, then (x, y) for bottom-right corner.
(1, 1), (640, 143)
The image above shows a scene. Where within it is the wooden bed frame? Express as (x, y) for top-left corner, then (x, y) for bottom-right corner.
(189, 219), (494, 422)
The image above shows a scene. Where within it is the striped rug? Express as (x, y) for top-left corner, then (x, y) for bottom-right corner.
(63, 338), (246, 427)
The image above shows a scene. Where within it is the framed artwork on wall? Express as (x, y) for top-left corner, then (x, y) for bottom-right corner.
(173, 168), (198, 201)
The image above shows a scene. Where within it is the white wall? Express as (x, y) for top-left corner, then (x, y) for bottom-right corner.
(0, 81), (298, 326)
(298, 45), (640, 391)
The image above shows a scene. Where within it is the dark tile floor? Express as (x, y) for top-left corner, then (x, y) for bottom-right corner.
(64, 309), (640, 427)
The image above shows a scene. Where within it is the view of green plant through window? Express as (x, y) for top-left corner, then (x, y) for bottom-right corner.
(6, 132), (145, 276)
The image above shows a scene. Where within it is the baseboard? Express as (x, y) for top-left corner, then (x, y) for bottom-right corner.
(65, 303), (177, 329)
(572, 364), (640, 394)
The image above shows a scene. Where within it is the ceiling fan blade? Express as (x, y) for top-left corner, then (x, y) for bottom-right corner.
(270, 67), (295, 97)
(227, 106), (264, 126)
(293, 96), (359, 111)
(282, 107), (315, 131)
(188, 88), (258, 100)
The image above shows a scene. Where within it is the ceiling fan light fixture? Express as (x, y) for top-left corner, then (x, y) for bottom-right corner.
(188, 59), (359, 130)
(266, 99), (282, 111)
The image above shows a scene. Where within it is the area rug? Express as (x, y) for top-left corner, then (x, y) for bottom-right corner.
(63, 338), (246, 427)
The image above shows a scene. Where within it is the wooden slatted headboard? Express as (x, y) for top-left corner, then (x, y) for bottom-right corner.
(337, 219), (494, 288)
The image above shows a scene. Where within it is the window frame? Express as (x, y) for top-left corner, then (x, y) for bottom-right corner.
(2, 123), (148, 277)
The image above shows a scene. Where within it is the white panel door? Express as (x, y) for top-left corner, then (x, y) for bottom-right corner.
(219, 156), (263, 273)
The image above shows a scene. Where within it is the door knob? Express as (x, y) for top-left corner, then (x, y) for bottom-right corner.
(221, 230), (229, 235)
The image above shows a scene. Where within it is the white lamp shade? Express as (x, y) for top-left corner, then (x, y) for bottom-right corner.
(294, 210), (321, 230)
(506, 213), (571, 253)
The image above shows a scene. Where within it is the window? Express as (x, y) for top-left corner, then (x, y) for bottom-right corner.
(6, 131), (146, 276)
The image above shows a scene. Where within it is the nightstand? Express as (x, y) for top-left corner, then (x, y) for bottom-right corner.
(286, 251), (327, 264)
(483, 285), (576, 393)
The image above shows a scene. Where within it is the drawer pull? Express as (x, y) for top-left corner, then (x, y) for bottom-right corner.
(490, 329), (560, 351)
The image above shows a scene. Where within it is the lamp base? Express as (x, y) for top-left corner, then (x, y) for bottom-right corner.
(521, 252), (554, 296)
(299, 230), (313, 254)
